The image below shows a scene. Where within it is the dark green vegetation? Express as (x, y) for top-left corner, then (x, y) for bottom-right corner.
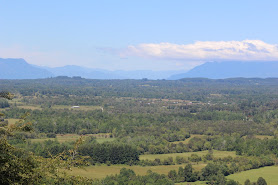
(1, 77), (278, 184)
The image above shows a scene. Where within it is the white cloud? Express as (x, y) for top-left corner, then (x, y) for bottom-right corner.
(121, 40), (278, 62)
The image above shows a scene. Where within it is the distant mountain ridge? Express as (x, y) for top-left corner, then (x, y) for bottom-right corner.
(2, 58), (278, 80)
(0, 58), (53, 79)
(168, 61), (278, 80)
(45, 65), (125, 79)
(0, 58), (187, 79)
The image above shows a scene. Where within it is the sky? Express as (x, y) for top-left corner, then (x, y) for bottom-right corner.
(0, 0), (278, 71)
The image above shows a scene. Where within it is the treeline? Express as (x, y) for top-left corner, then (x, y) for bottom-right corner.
(78, 140), (139, 165)
(96, 168), (174, 185)
(2, 77), (278, 103)
(167, 157), (272, 184)
(0, 99), (9, 108)
(209, 135), (278, 157)
(3, 107), (275, 137)
(93, 167), (268, 185)
(10, 137), (139, 165)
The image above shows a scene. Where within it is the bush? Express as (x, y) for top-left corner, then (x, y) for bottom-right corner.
(46, 133), (56, 138)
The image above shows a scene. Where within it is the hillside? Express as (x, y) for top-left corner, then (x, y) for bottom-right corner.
(168, 61), (278, 80)
(0, 58), (53, 79)
(0, 58), (186, 79)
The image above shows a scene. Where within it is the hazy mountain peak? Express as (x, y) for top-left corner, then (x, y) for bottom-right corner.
(0, 58), (186, 80)
(168, 61), (278, 80)
(0, 58), (53, 79)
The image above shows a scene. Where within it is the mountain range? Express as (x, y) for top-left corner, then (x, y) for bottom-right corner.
(1, 58), (278, 80)
(168, 61), (278, 80)
(0, 58), (52, 79)
(0, 58), (187, 80)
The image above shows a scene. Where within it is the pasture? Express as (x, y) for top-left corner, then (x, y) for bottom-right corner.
(227, 166), (278, 184)
(140, 150), (236, 161)
(170, 134), (205, 145)
(6, 118), (20, 126)
(67, 163), (207, 179)
(175, 182), (206, 185)
(67, 150), (237, 180)
(30, 133), (115, 143)
(17, 105), (42, 110)
(52, 105), (103, 111)
(242, 135), (274, 140)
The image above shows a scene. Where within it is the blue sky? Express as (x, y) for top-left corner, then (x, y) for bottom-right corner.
(0, 0), (278, 70)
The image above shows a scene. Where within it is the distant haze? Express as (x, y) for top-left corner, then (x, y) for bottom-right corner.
(169, 61), (278, 80)
(1, 58), (278, 80)
(0, 58), (187, 80)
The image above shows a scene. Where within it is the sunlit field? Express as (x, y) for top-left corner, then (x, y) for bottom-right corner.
(227, 166), (278, 185)
(67, 163), (207, 179)
(140, 150), (236, 161)
(30, 133), (114, 143)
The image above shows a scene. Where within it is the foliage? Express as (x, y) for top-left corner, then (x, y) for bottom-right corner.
(78, 141), (139, 164)
(2, 78), (278, 183)
(0, 93), (91, 184)
(99, 168), (174, 185)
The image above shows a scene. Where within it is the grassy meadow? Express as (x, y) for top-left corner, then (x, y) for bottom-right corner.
(140, 150), (236, 161)
(170, 134), (205, 145)
(175, 166), (278, 185)
(6, 118), (20, 126)
(67, 150), (237, 179)
(30, 133), (115, 143)
(175, 182), (206, 185)
(51, 105), (103, 111)
(227, 166), (278, 185)
(67, 163), (207, 179)
(17, 105), (42, 110)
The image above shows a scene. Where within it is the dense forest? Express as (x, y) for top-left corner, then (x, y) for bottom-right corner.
(1, 77), (277, 184)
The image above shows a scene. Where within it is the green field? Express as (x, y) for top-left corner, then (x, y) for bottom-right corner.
(6, 118), (20, 126)
(140, 150), (236, 161)
(14, 104), (103, 111)
(171, 134), (205, 145)
(17, 105), (42, 110)
(242, 135), (274, 140)
(67, 150), (237, 180)
(227, 166), (278, 185)
(67, 163), (207, 179)
(52, 105), (103, 111)
(30, 134), (115, 143)
(175, 181), (206, 185)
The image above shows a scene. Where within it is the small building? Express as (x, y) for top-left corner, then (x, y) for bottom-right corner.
(71, 106), (80, 109)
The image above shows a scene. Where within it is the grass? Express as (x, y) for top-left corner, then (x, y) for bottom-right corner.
(227, 166), (278, 184)
(17, 105), (42, 110)
(67, 163), (207, 179)
(140, 150), (236, 162)
(15, 104), (103, 111)
(175, 182), (207, 185)
(6, 118), (20, 126)
(171, 134), (205, 145)
(248, 135), (274, 139)
(30, 133), (115, 143)
(52, 105), (103, 111)
(255, 135), (274, 139)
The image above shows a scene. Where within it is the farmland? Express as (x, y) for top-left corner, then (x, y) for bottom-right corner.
(2, 77), (278, 184)
(227, 166), (278, 184)
(140, 150), (236, 161)
(67, 163), (207, 179)
(30, 133), (114, 143)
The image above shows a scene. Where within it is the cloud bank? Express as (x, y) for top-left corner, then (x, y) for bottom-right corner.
(121, 40), (278, 62)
